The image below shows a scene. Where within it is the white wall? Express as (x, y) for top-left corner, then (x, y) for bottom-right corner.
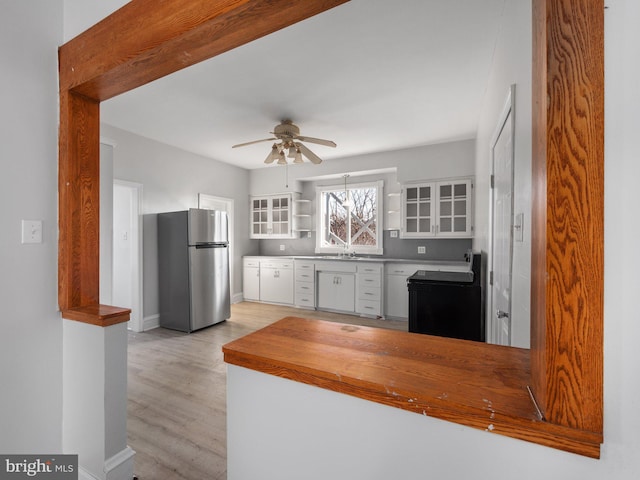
(101, 124), (255, 321)
(473, 0), (532, 348)
(0, 0), (64, 453)
(249, 140), (475, 196)
(63, 0), (128, 41)
(100, 143), (114, 305)
(227, 2), (640, 479)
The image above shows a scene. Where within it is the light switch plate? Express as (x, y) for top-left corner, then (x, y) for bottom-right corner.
(390, 230), (398, 238)
(279, 244), (285, 251)
(418, 246), (426, 254)
(22, 220), (43, 244)
(514, 213), (524, 242)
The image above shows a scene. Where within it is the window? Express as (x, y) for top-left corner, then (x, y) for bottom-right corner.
(316, 180), (383, 255)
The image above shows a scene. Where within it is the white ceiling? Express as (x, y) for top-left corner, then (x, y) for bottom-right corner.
(101, 0), (506, 170)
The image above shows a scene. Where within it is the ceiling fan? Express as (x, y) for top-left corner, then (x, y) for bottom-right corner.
(232, 120), (336, 165)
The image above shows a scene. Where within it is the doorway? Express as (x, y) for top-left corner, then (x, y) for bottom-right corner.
(488, 86), (516, 346)
(113, 180), (144, 332)
(198, 193), (237, 303)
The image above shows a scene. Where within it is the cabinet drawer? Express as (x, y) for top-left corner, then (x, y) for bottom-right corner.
(295, 261), (315, 271)
(261, 260), (293, 269)
(357, 299), (381, 316)
(359, 286), (381, 300)
(295, 293), (315, 308)
(358, 274), (381, 288)
(295, 283), (314, 294)
(295, 271), (315, 282)
(243, 259), (260, 268)
(385, 264), (422, 276)
(357, 264), (383, 275)
(315, 261), (357, 273)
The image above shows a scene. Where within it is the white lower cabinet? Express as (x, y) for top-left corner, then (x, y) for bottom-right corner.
(294, 260), (315, 309)
(243, 259), (260, 301)
(317, 271), (356, 313)
(244, 257), (446, 320)
(259, 260), (294, 305)
(384, 264), (424, 319)
(356, 263), (383, 317)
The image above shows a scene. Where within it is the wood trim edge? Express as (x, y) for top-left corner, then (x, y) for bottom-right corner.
(62, 304), (131, 327)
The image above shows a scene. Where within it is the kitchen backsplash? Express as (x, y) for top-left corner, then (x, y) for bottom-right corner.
(258, 231), (472, 261)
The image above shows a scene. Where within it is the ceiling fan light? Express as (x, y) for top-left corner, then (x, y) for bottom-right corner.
(265, 144), (279, 163)
(277, 151), (287, 165)
(293, 149), (303, 164)
(342, 174), (352, 207)
(287, 145), (297, 158)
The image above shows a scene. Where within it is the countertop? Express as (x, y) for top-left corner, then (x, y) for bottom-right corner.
(244, 255), (470, 270)
(223, 316), (601, 457)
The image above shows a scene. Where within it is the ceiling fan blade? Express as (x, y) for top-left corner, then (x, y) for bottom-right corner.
(296, 143), (323, 164)
(232, 137), (276, 148)
(295, 135), (336, 148)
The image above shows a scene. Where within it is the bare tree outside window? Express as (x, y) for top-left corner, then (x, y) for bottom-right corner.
(322, 185), (378, 250)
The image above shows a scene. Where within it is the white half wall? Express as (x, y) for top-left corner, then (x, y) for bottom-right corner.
(227, 365), (615, 480)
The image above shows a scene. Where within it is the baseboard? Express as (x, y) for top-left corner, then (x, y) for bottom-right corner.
(78, 466), (99, 480)
(143, 314), (159, 331)
(77, 447), (135, 480)
(232, 292), (244, 304)
(105, 446), (135, 480)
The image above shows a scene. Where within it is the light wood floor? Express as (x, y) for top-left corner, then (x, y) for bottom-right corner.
(127, 302), (407, 480)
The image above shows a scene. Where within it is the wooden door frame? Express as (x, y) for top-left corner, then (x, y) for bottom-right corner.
(58, 0), (604, 455)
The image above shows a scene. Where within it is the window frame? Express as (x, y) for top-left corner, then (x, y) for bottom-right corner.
(315, 180), (384, 255)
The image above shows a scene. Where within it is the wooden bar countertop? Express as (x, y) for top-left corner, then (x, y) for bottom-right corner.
(223, 317), (602, 457)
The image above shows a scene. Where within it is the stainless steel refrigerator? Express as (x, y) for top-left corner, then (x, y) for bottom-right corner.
(158, 209), (230, 332)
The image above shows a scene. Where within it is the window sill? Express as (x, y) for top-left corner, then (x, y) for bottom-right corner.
(315, 247), (384, 256)
(223, 316), (602, 458)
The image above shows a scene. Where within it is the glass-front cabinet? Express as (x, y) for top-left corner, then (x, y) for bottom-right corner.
(403, 184), (435, 236)
(250, 193), (296, 239)
(401, 178), (473, 238)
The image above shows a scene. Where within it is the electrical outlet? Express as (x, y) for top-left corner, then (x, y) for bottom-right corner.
(418, 246), (426, 254)
(390, 230), (398, 238)
(307, 231), (312, 238)
(279, 244), (285, 251)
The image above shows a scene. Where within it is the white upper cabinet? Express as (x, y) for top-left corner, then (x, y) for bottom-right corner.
(250, 193), (298, 239)
(401, 178), (473, 238)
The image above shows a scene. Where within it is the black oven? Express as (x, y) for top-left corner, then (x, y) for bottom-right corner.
(407, 252), (485, 342)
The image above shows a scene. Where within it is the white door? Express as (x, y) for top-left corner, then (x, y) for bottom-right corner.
(317, 272), (355, 312)
(259, 267), (293, 305)
(490, 97), (515, 346)
(112, 180), (143, 332)
(243, 266), (260, 301)
(199, 193), (235, 302)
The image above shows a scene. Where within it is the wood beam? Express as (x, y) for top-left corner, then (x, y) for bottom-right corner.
(59, 0), (350, 101)
(531, 0), (604, 434)
(58, 89), (101, 311)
